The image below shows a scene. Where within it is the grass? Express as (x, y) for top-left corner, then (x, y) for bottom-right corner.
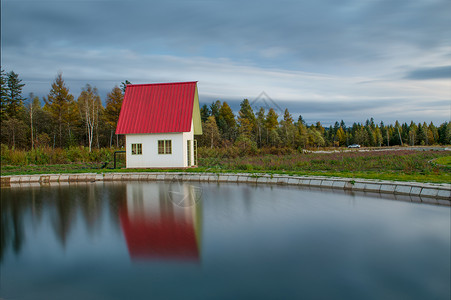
(1, 148), (450, 184)
(433, 155), (451, 167)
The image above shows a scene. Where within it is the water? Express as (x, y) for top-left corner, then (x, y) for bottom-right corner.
(1, 182), (450, 300)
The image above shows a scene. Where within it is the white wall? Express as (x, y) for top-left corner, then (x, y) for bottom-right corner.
(125, 121), (195, 168)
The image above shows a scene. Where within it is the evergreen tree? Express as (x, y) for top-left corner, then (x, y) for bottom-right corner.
(44, 72), (75, 148)
(210, 100), (221, 124)
(280, 108), (296, 146)
(265, 108), (279, 146)
(200, 104), (210, 123)
(105, 86), (124, 147)
(298, 115), (306, 126)
(237, 99), (256, 133)
(438, 122), (450, 145)
(5, 71), (25, 119)
(217, 102), (236, 141)
(0, 69), (8, 121)
(200, 116), (221, 148)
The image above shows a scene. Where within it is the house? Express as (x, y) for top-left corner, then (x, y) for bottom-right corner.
(116, 81), (202, 168)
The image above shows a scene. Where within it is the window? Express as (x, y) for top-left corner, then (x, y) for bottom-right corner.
(158, 140), (172, 154)
(131, 143), (142, 155)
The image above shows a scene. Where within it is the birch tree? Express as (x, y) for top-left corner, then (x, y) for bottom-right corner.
(77, 84), (102, 152)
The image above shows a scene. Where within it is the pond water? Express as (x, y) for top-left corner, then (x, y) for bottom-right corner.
(1, 182), (450, 300)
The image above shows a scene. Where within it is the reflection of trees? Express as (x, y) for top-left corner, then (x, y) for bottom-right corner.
(0, 182), (127, 259)
(50, 187), (76, 247)
(80, 184), (103, 234)
(1, 189), (27, 262)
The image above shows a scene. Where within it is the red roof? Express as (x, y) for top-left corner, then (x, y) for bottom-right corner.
(119, 206), (199, 261)
(116, 81), (197, 134)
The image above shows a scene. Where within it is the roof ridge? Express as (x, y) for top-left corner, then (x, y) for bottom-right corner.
(127, 81), (197, 87)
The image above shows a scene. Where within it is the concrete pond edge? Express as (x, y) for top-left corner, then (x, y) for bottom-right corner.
(1, 172), (450, 204)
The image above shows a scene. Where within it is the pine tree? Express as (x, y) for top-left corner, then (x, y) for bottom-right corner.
(44, 73), (75, 148)
(105, 86), (124, 147)
(238, 99), (256, 131)
(210, 100), (221, 124)
(265, 108), (279, 145)
(0, 69), (8, 121)
(201, 116), (221, 148)
(5, 71), (25, 119)
(200, 104), (210, 123)
(218, 102), (236, 141)
(280, 108), (295, 146)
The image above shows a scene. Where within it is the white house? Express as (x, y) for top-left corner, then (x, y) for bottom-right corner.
(116, 81), (202, 168)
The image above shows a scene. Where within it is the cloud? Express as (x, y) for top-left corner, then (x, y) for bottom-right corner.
(2, 0), (450, 125)
(405, 66), (451, 80)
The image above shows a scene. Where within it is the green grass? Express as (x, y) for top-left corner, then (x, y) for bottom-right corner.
(433, 155), (451, 167)
(1, 148), (450, 184)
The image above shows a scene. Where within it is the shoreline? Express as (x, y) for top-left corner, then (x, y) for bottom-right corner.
(2, 172), (450, 204)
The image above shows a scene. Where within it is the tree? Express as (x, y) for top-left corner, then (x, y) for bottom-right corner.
(1, 118), (28, 148)
(336, 127), (346, 146)
(279, 108), (296, 146)
(25, 93), (41, 149)
(5, 71), (25, 119)
(0, 69), (8, 121)
(308, 128), (325, 148)
(256, 107), (266, 147)
(438, 122), (450, 145)
(44, 73), (75, 148)
(265, 108), (278, 145)
(105, 86), (124, 147)
(297, 122), (309, 149)
(218, 102), (236, 141)
(210, 100), (221, 124)
(77, 84), (102, 152)
(201, 116), (221, 148)
(237, 99), (256, 133)
(200, 104), (210, 123)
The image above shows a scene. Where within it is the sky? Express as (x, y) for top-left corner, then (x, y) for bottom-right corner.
(2, 0), (450, 126)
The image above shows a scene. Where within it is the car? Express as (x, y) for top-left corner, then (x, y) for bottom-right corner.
(348, 144), (361, 148)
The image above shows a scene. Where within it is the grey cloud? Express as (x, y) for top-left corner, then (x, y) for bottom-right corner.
(405, 66), (451, 80)
(3, 0), (450, 68)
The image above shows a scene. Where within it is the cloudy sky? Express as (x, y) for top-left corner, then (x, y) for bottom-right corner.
(2, 0), (450, 125)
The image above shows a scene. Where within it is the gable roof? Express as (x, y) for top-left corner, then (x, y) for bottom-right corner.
(116, 81), (202, 134)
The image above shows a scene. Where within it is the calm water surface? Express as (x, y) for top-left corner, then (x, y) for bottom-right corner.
(1, 182), (450, 300)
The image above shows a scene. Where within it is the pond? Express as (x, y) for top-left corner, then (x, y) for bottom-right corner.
(1, 182), (450, 300)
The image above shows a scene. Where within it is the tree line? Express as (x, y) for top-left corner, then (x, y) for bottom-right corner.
(198, 100), (451, 150)
(1, 70), (127, 151)
(1, 70), (450, 153)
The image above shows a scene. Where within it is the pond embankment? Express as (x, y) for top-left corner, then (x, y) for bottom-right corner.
(1, 172), (450, 205)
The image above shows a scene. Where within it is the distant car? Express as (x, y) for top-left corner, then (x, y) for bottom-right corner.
(348, 144), (361, 148)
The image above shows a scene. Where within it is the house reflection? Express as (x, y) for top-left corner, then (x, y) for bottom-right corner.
(119, 182), (203, 261)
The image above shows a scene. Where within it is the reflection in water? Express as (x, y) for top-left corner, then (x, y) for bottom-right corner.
(0, 183), (127, 260)
(1, 182), (449, 300)
(120, 183), (202, 261)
